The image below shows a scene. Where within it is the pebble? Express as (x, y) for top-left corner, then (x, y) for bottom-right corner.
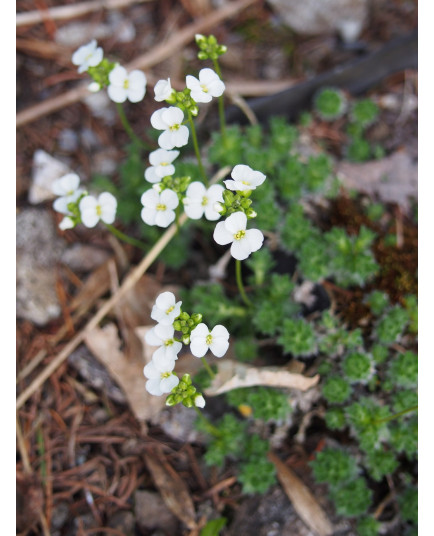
(29, 149), (72, 204)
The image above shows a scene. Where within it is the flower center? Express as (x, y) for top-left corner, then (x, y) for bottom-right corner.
(161, 161), (169, 167)
(206, 334), (213, 345)
(164, 339), (174, 347)
(161, 371), (171, 379)
(123, 79), (130, 89)
(156, 203), (167, 211)
(169, 123), (180, 131)
(165, 305), (175, 314)
(233, 230), (246, 241)
(96, 205), (102, 216)
(241, 180), (250, 185)
(201, 196), (208, 207)
(200, 84), (209, 93)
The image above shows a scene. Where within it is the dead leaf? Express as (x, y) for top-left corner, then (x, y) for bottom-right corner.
(84, 323), (165, 421)
(336, 150), (417, 212)
(268, 452), (333, 536)
(204, 360), (319, 396)
(144, 450), (197, 530)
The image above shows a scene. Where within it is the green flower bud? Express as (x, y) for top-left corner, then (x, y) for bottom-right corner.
(182, 334), (191, 345)
(191, 313), (203, 324)
(173, 320), (182, 331)
(180, 312), (190, 321)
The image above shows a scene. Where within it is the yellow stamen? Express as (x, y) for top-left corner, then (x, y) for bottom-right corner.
(206, 334), (213, 345)
(156, 204), (167, 211)
(233, 230), (246, 241)
(201, 196), (208, 207)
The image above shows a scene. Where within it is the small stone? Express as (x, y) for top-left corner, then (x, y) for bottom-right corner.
(134, 490), (179, 534)
(107, 511), (135, 535)
(29, 149), (72, 204)
(58, 129), (79, 153)
(61, 244), (111, 273)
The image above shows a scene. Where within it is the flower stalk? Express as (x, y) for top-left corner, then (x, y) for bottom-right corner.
(105, 223), (148, 251)
(187, 110), (207, 184)
(236, 259), (253, 307)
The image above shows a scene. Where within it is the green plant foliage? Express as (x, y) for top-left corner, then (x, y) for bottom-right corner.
(305, 154), (333, 191)
(387, 351), (418, 388)
(200, 517), (227, 536)
(310, 447), (358, 486)
(365, 449), (399, 481)
(342, 351), (374, 383)
(277, 317), (317, 356)
(226, 387), (291, 421)
(346, 398), (391, 453)
(371, 343), (389, 364)
(397, 486), (418, 524)
(375, 306), (409, 344)
(364, 202), (385, 222)
(208, 126), (244, 167)
(350, 99), (379, 128)
(389, 416), (418, 458)
(200, 414), (248, 467)
(346, 137), (372, 162)
(403, 294), (418, 334)
(356, 515), (381, 536)
(324, 408), (347, 430)
(245, 246), (276, 287)
(329, 478), (372, 517)
(314, 87), (347, 120)
(238, 435), (276, 494)
(322, 375), (352, 404)
(233, 337), (258, 362)
(364, 290), (390, 316)
(392, 390), (418, 414)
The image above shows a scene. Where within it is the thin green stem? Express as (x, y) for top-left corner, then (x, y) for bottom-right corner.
(116, 102), (148, 149)
(193, 405), (221, 437)
(105, 223), (148, 251)
(187, 110), (207, 184)
(373, 405), (418, 424)
(235, 259), (252, 307)
(201, 357), (215, 379)
(212, 58), (227, 144)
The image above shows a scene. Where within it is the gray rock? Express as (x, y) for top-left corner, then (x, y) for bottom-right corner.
(29, 149), (72, 205)
(16, 209), (66, 325)
(61, 244), (111, 273)
(267, 0), (370, 43)
(134, 490), (179, 534)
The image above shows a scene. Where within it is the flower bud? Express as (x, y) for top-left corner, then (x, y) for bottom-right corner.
(182, 334), (190, 345)
(194, 394), (206, 408)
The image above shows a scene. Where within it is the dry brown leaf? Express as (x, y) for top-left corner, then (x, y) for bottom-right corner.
(268, 452), (333, 536)
(204, 360), (319, 396)
(69, 259), (113, 313)
(144, 450), (197, 530)
(336, 149), (417, 212)
(84, 323), (165, 421)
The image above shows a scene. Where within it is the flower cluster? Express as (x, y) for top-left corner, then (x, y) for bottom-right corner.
(72, 40), (147, 103)
(143, 291), (230, 408)
(51, 173), (117, 230)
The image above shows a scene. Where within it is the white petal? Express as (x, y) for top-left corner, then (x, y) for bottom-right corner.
(194, 395), (206, 408)
(107, 85), (127, 103)
(141, 207), (157, 225)
(156, 163), (175, 178)
(186, 75), (200, 91)
(155, 209), (175, 228)
(129, 70), (147, 89)
(162, 106), (184, 126)
(126, 85), (146, 103)
(224, 212), (247, 234)
(211, 325), (229, 340)
(59, 217), (74, 230)
(143, 361), (160, 379)
(145, 166), (160, 183)
(155, 292), (176, 310)
(141, 188), (159, 208)
(191, 90), (212, 104)
(154, 324), (175, 341)
(190, 339), (208, 358)
(210, 338), (229, 358)
(160, 374), (179, 393)
(191, 323), (210, 339)
(146, 378), (163, 396)
(186, 181), (206, 200)
(230, 238), (252, 261)
(53, 197), (70, 215)
(160, 189), (179, 210)
(145, 327), (163, 346)
(158, 130), (175, 150)
(208, 79), (225, 97)
(150, 108), (168, 130)
(171, 126), (189, 148)
(199, 68), (219, 84)
(246, 228), (264, 253)
(184, 202), (204, 220)
(109, 65), (127, 85)
(213, 221), (234, 245)
(203, 204), (221, 221)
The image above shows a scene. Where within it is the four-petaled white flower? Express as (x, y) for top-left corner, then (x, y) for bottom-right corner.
(183, 182), (224, 221)
(145, 324), (182, 361)
(190, 323), (229, 358)
(79, 192), (117, 228)
(186, 68), (225, 103)
(144, 149), (179, 183)
(150, 107), (189, 150)
(107, 65), (147, 103)
(143, 355), (179, 396)
(154, 78), (173, 102)
(213, 211), (264, 261)
(52, 173), (84, 214)
(224, 164), (266, 192)
(141, 188), (179, 228)
(151, 291), (182, 326)
(72, 40), (103, 74)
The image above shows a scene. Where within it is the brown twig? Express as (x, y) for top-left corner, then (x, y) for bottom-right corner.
(16, 0), (152, 27)
(16, 0), (258, 127)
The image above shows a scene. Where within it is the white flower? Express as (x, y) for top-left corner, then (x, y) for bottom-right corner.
(141, 188), (179, 228)
(145, 324), (182, 361)
(224, 164), (266, 192)
(144, 149), (179, 183)
(88, 81), (101, 93)
(194, 394), (206, 408)
(72, 40), (103, 74)
(151, 291), (182, 326)
(52, 173), (84, 214)
(190, 323), (229, 358)
(186, 68), (225, 103)
(183, 182), (224, 221)
(79, 192), (117, 228)
(107, 65), (147, 103)
(150, 107), (189, 150)
(143, 355), (179, 396)
(213, 211), (264, 261)
(59, 216), (75, 230)
(154, 78), (173, 102)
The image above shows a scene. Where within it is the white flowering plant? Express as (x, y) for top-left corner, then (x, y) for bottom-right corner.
(62, 34), (418, 508)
